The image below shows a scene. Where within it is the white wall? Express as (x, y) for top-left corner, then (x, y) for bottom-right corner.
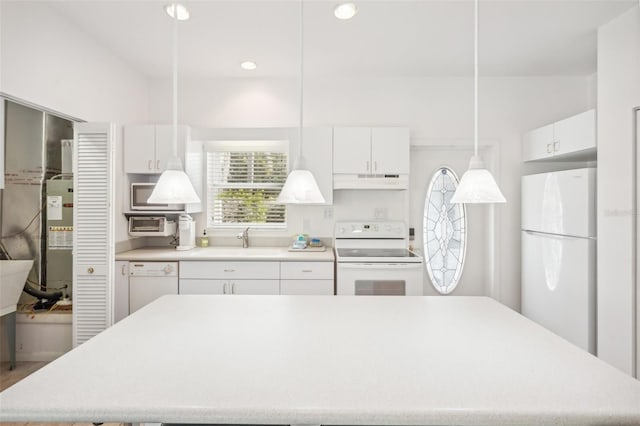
(0, 1), (150, 248)
(597, 5), (640, 377)
(149, 75), (591, 310)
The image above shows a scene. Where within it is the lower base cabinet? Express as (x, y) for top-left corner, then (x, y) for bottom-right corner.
(281, 280), (334, 295)
(180, 279), (280, 295)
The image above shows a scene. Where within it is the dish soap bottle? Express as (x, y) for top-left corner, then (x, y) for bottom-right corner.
(200, 229), (209, 247)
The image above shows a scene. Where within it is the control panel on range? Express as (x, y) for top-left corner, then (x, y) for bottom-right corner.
(335, 221), (406, 239)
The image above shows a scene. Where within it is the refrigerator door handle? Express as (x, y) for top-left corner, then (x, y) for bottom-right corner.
(523, 230), (596, 241)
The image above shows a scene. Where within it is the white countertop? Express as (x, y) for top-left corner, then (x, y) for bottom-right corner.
(1, 296), (640, 425)
(115, 246), (335, 261)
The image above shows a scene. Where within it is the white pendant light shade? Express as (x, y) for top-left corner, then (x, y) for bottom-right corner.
(276, 0), (325, 205)
(451, 0), (506, 204)
(450, 156), (505, 204)
(277, 158), (325, 204)
(147, 157), (200, 204)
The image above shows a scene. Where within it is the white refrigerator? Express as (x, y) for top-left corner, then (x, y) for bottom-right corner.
(521, 168), (596, 354)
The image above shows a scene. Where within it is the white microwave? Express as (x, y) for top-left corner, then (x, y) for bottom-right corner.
(130, 183), (184, 211)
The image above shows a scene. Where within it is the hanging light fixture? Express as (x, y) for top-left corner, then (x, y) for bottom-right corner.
(148, 3), (200, 205)
(277, 0), (325, 204)
(450, 0), (505, 204)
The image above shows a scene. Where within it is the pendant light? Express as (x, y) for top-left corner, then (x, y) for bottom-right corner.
(277, 0), (325, 204)
(450, 0), (505, 204)
(148, 3), (200, 205)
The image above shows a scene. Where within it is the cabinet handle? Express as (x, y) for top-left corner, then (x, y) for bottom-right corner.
(554, 141), (560, 152)
(87, 267), (94, 274)
(224, 269), (235, 273)
(148, 160), (152, 170)
(546, 143), (553, 154)
(231, 283), (235, 294)
(366, 161), (370, 172)
(223, 283), (227, 294)
(121, 264), (126, 275)
(156, 160), (160, 170)
(301, 269), (313, 273)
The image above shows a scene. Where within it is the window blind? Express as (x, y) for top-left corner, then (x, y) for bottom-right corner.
(207, 149), (287, 227)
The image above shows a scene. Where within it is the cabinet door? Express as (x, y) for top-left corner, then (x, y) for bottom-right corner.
(522, 124), (554, 162)
(124, 125), (156, 173)
(553, 109), (596, 157)
(155, 125), (189, 172)
(333, 127), (371, 174)
(371, 127), (410, 174)
(281, 280), (334, 295)
(230, 280), (280, 295)
(179, 279), (226, 295)
(114, 261), (129, 323)
(73, 123), (115, 346)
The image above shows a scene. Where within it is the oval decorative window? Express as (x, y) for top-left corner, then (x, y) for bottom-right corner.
(423, 167), (467, 294)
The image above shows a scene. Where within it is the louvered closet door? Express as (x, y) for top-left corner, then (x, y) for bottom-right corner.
(73, 123), (115, 346)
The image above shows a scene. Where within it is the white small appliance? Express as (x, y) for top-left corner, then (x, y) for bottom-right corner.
(129, 262), (178, 314)
(521, 167), (596, 353)
(128, 216), (176, 237)
(335, 221), (423, 295)
(177, 214), (196, 251)
(130, 182), (184, 211)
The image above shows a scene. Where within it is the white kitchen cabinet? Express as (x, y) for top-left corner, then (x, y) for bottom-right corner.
(179, 261), (280, 295)
(124, 125), (189, 173)
(180, 279), (226, 295)
(554, 110), (596, 157)
(231, 280), (280, 295)
(522, 109), (596, 162)
(523, 124), (554, 162)
(280, 280), (334, 295)
(280, 261), (334, 295)
(333, 127), (371, 174)
(113, 261), (129, 323)
(371, 127), (410, 174)
(333, 127), (410, 175)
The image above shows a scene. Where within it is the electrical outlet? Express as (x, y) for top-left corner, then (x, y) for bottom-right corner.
(323, 207), (333, 219)
(374, 207), (388, 219)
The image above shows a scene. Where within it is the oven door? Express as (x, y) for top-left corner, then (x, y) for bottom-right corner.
(337, 262), (423, 296)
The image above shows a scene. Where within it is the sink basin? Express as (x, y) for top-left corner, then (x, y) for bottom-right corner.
(0, 260), (33, 316)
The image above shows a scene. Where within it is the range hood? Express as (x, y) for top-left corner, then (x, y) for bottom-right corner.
(334, 173), (409, 190)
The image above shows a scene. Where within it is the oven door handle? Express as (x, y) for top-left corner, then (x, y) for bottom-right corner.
(339, 263), (422, 270)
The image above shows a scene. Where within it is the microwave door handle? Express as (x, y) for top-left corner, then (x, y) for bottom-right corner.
(339, 263), (422, 270)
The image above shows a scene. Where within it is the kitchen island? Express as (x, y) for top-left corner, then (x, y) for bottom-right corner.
(1, 296), (640, 425)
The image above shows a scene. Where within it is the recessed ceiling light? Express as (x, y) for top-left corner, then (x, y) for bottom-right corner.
(334, 2), (358, 20)
(240, 61), (257, 71)
(165, 3), (190, 21)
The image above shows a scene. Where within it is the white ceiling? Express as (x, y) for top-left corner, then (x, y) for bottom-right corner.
(48, 0), (636, 79)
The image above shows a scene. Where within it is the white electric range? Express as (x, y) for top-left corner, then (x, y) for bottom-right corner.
(335, 221), (424, 295)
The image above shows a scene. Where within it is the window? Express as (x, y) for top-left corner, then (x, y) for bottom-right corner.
(206, 140), (288, 228)
(423, 167), (467, 294)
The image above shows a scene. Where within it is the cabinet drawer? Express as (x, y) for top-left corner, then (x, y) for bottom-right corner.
(180, 261), (279, 279)
(281, 280), (334, 295)
(280, 261), (333, 280)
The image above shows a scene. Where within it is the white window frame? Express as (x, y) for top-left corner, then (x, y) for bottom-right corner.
(205, 140), (288, 230)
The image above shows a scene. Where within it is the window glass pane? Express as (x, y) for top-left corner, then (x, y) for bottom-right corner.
(206, 144), (287, 228)
(423, 167), (467, 294)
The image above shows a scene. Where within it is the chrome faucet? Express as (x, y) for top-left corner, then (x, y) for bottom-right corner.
(237, 227), (250, 248)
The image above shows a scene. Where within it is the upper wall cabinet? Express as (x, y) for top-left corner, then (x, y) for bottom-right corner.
(523, 109), (596, 162)
(124, 125), (189, 173)
(333, 127), (410, 174)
